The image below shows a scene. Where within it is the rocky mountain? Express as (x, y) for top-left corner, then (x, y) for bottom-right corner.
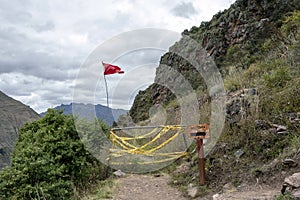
(130, 0), (300, 123)
(128, 0), (300, 198)
(41, 103), (128, 125)
(0, 91), (40, 170)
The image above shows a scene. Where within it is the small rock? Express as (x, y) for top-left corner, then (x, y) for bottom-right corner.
(284, 172), (300, 188)
(223, 182), (237, 193)
(212, 193), (223, 200)
(281, 171), (287, 176)
(187, 185), (198, 198)
(113, 169), (126, 177)
(283, 158), (297, 167)
(282, 172), (300, 195)
(234, 149), (244, 159)
(237, 183), (247, 191)
(277, 131), (289, 135)
(292, 189), (300, 199)
(268, 128), (277, 134)
(271, 124), (287, 132)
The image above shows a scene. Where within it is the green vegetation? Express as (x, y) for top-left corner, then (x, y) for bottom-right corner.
(83, 178), (118, 200)
(274, 192), (295, 200)
(170, 10), (300, 197)
(1, 4), (299, 200)
(0, 109), (111, 199)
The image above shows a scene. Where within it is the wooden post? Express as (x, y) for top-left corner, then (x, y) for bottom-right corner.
(196, 138), (205, 185)
(187, 124), (209, 185)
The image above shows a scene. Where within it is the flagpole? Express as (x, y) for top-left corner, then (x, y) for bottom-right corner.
(103, 74), (109, 109)
(102, 61), (124, 110)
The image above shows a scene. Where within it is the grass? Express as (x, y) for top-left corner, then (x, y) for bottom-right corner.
(82, 177), (119, 200)
(169, 13), (300, 196)
(274, 192), (295, 200)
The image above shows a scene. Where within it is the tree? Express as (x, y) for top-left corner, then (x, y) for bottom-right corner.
(0, 109), (110, 199)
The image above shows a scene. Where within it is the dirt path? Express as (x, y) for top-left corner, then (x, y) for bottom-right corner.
(112, 173), (281, 200)
(113, 174), (187, 200)
(211, 188), (280, 200)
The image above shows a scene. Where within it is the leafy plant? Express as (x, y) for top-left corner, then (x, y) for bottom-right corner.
(0, 109), (110, 199)
(262, 66), (291, 88)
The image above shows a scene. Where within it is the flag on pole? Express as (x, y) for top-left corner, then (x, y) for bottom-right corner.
(102, 61), (124, 75)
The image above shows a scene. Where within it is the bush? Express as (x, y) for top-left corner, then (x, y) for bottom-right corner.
(0, 109), (110, 199)
(262, 66), (291, 88)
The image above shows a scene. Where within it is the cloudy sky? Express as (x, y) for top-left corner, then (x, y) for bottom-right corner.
(0, 0), (235, 113)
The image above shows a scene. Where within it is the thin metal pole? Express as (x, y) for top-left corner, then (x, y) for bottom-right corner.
(196, 139), (206, 185)
(104, 75), (109, 108)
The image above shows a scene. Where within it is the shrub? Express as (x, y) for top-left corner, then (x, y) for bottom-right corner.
(0, 109), (110, 199)
(262, 66), (291, 88)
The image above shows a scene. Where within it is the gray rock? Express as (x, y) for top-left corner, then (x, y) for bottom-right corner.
(113, 169), (126, 177)
(234, 149), (245, 159)
(223, 182), (237, 193)
(277, 131), (289, 135)
(212, 193), (223, 200)
(282, 172), (300, 197)
(269, 128), (277, 134)
(187, 184), (198, 198)
(292, 189), (300, 199)
(271, 124), (287, 132)
(283, 159), (297, 167)
(284, 172), (300, 188)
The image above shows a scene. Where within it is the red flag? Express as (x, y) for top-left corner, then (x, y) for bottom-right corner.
(102, 61), (124, 75)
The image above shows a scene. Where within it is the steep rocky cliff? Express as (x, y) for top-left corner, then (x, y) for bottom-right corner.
(129, 0), (300, 123)
(0, 91), (40, 169)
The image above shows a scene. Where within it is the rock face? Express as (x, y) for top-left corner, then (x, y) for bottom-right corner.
(226, 88), (259, 124)
(0, 91), (40, 170)
(282, 172), (300, 199)
(129, 0), (300, 123)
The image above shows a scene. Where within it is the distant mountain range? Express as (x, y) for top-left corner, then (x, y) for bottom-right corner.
(40, 103), (128, 125)
(0, 90), (127, 170)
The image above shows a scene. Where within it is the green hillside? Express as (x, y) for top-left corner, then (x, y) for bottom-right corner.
(128, 0), (300, 198)
(171, 9), (300, 193)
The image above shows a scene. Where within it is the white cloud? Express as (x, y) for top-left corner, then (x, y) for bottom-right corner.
(171, 2), (197, 19)
(0, 0), (235, 113)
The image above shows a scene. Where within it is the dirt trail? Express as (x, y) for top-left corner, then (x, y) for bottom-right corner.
(113, 174), (187, 200)
(211, 188), (280, 200)
(112, 174), (280, 200)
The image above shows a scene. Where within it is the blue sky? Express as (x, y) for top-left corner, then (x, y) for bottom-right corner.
(0, 0), (235, 113)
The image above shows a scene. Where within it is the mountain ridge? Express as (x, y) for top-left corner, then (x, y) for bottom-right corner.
(127, 0), (300, 198)
(41, 103), (128, 125)
(0, 90), (40, 170)
(129, 0), (300, 122)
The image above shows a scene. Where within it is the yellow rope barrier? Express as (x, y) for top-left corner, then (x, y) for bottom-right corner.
(118, 127), (159, 141)
(108, 125), (188, 164)
(110, 152), (188, 165)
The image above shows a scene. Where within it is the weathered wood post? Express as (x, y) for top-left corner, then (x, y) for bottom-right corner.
(197, 138), (205, 184)
(188, 124), (209, 185)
